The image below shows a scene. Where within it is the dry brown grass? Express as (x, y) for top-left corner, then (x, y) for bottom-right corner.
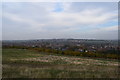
(3, 49), (120, 78)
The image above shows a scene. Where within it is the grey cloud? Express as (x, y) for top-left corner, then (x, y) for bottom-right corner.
(2, 2), (118, 40)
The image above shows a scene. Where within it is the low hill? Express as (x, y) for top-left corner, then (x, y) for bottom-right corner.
(2, 48), (120, 78)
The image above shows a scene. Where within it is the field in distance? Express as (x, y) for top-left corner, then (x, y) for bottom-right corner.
(2, 48), (120, 78)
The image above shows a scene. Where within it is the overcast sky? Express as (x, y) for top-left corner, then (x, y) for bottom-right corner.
(2, 2), (118, 40)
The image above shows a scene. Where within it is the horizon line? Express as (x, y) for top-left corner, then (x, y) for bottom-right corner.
(2, 38), (118, 41)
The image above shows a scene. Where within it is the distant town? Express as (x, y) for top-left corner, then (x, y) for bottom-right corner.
(3, 39), (119, 55)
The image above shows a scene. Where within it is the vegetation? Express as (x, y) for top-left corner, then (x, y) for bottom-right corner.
(2, 48), (120, 78)
(3, 46), (120, 59)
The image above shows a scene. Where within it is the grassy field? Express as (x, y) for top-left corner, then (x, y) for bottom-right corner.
(2, 48), (120, 78)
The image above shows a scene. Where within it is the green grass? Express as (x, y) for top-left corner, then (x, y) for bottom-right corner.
(2, 48), (120, 78)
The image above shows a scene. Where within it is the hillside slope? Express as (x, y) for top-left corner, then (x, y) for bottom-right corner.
(2, 48), (120, 78)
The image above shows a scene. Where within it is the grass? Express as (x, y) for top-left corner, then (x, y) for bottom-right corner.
(2, 48), (120, 78)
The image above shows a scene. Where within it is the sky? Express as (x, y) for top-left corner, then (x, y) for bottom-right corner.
(2, 2), (118, 40)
